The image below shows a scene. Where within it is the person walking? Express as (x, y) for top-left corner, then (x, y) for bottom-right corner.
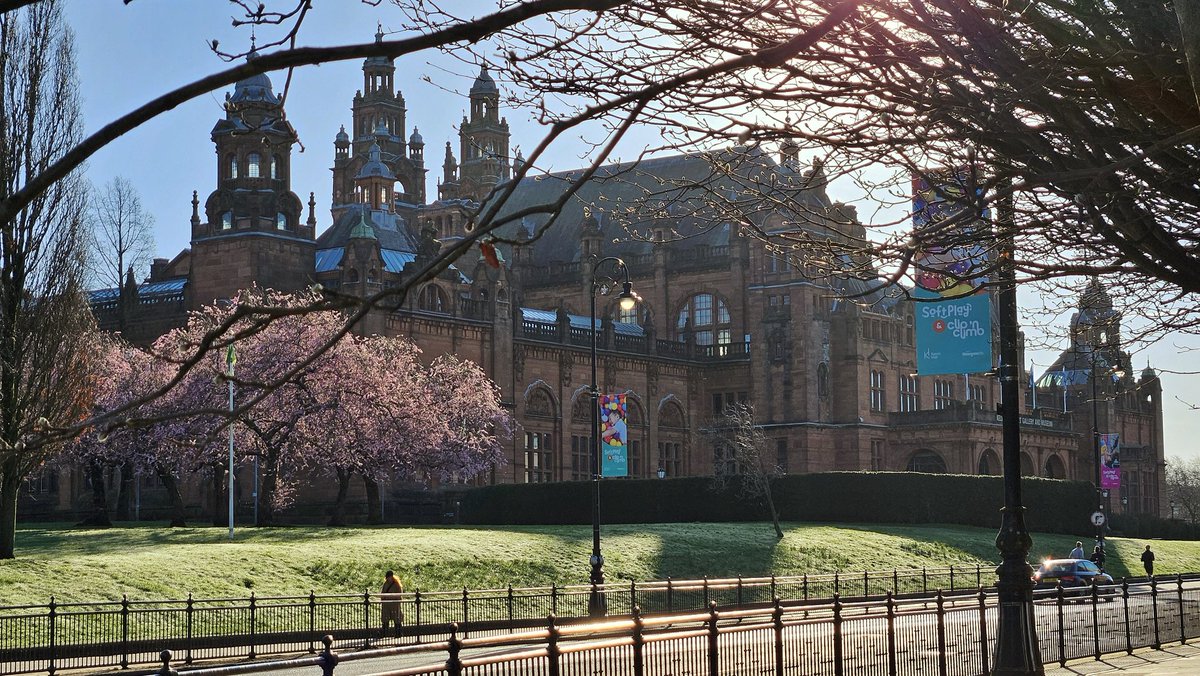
(1069, 541), (1085, 559)
(1141, 545), (1156, 579)
(1089, 545), (1106, 571)
(381, 570), (404, 637)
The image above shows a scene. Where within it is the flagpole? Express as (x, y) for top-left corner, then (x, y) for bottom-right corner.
(227, 345), (236, 540)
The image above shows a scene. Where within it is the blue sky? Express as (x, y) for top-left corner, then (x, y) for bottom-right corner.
(67, 1), (1199, 463)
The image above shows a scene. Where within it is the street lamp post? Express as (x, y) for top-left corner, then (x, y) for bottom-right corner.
(1089, 353), (1124, 551)
(991, 193), (1043, 676)
(588, 256), (636, 618)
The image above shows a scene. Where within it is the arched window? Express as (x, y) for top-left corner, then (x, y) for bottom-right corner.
(523, 387), (556, 483)
(271, 155), (282, 179)
(1020, 452), (1035, 477)
(247, 153), (261, 178)
(1043, 454), (1066, 479)
(347, 268), (360, 283)
(419, 285), (448, 313)
(618, 301), (640, 325)
(571, 395), (594, 480)
(906, 450), (947, 473)
(626, 398), (645, 477)
(978, 448), (1000, 475)
(677, 293), (731, 347)
(658, 401), (686, 478)
(221, 211), (233, 230)
(228, 154), (238, 179)
(276, 212), (287, 230)
(817, 363), (830, 398)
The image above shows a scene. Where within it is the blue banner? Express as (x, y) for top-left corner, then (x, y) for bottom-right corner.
(599, 393), (628, 477)
(914, 287), (993, 375)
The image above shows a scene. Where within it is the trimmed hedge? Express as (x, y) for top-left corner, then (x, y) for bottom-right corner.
(460, 471), (1096, 535)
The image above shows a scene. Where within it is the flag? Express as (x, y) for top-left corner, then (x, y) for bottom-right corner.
(225, 344), (236, 374)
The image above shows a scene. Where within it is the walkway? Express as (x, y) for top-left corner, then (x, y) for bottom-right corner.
(1048, 642), (1200, 675)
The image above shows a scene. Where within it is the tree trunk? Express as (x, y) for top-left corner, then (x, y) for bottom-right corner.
(156, 466), (187, 527)
(258, 449), (279, 526)
(115, 461), (134, 520)
(0, 462), (21, 559)
(364, 476), (382, 525)
(328, 468), (352, 526)
(210, 464), (228, 526)
(763, 476), (784, 540)
(79, 461), (112, 528)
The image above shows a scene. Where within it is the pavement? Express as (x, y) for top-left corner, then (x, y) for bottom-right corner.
(1047, 642), (1200, 675)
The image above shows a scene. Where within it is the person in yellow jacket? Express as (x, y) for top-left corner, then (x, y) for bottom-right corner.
(380, 570), (404, 637)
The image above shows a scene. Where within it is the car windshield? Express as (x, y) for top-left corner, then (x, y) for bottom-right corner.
(1039, 562), (1075, 576)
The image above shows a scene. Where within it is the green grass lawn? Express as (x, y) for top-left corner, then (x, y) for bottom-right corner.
(1, 521), (1197, 606)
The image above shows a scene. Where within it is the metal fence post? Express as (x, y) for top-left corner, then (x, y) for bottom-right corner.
(863, 571), (869, 598)
(773, 598), (784, 676)
(318, 635), (338, 676)
(248, 591), (257, 660)
(737, 575), (744, 606)
(1091, 580), (1101, 660)
(977, 587), (989, 675)
(185, 594), (194, 664)
(771, 575), (777, 602)
(362, 590), (370, 641)
(414, 589), (422, 643)
(922, 568), (928, 594)
(949, 565), (955, 591)
(631, 579), (637, 614)
(1178, 574), (1187, 645)
(1152, 576), (1161, 649)
(507, 584), (514, 632)
(1057, 584), (1066, 666)
(704, 576), (710, 607)
(886, 591), (897, 676)
(976, 564), (982, 589)
(308, 591), (317, 653)
(47, 596), (57, 676)
(803, 574), (809, 602)
(547, 615), (561, 676)
(462, 587), (469, 627)
(666, 578), (673, 612)
(707, 602), (719, 676)
(121, 594), (130, 669)
(935, 589), (947, 676)
(834, 571), (840, 597)
(632, 606), (646, 676)
(446, 624), (463, 676)
(893, 569), (899, 595)
(551, 583), (558, 616)
(832, 593), (844, 676)
(1123, 578), (1132, 654)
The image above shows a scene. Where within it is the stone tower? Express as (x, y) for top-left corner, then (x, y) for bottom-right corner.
(456, 65), (511, 202)
(331, 27), (427, 219)
(191, 55), (314, 307)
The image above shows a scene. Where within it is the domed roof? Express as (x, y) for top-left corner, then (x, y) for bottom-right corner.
(470, 65), (498, 96)
(335, 125), (349, 144)
(349, 209), (377, 240)
(230, 71), (279, 105)
(409, 127), (424, 145)
(355, 143), (395, 181)
(229, 48), (279, 105)
(374, 121), (391, 138)
(1142, 363), (1157, 380)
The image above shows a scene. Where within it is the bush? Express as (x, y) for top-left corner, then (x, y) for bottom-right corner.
(460, 471), (1096, 534)
(1109, 512), (1200, 540)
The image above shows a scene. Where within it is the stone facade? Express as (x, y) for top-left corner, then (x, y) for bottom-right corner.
(29, 42), (1167, 523)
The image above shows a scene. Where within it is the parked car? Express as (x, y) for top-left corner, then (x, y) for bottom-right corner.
(1033, 559), (1116, 599)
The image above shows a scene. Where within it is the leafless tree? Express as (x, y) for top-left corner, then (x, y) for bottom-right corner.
(0, 0), (104, 558)
(703, 402), (785, 539)
(1166, 456), (1200, 524)
(85, 176), (156, 295)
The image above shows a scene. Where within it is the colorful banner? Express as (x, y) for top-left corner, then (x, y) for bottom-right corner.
(1100, 433), (1121, 489)
(599, 393), (628, 477)
(912, 170), (994, 376)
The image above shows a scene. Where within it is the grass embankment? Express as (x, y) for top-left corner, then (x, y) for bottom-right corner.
(1, 521), (1197, 606)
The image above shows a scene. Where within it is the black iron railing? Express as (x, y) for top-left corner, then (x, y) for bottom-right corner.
(5, 569), (1197, 675)
(143, 574), (1200, 676)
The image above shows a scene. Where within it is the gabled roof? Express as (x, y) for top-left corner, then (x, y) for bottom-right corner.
(521, 307), (644, 336)
(89, 277), (188, 304)
(318, 204), (417, 252)
(489, 146), (832, 264)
